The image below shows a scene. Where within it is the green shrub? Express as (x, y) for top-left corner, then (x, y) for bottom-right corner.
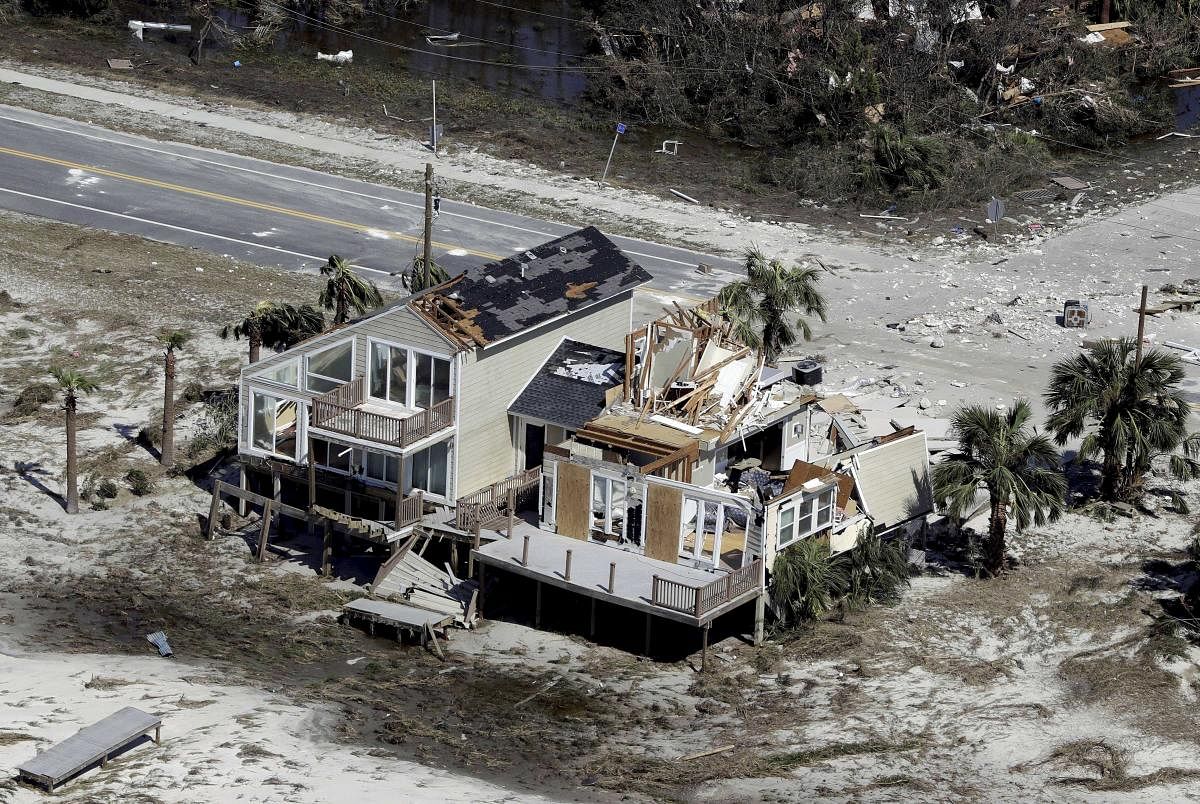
(96, 479), (119, 499)
(125, 468), (155, 496)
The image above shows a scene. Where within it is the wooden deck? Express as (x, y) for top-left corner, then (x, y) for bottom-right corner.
(309, 377), (454, 448)
(17, 707), (161, 792)
(472, 530), (763, 626)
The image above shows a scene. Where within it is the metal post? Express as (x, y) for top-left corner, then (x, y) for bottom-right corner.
(1135, 284), (1148, 366)
(608, 562), (616, 594)
(600, 127), (622, 183)
(423, 163), (434, 289)
(564, 549), (572, 581)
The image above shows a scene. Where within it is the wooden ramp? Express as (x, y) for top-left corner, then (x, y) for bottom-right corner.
(373, 536), (478, 627)
(18, 707), (161, 792)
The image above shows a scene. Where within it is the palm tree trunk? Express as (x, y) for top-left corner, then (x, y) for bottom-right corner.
(1101, 451), (1122, 501)
(161, 348), (176, 467)
(249, 319), (262, 364)
(65, 394), (79, 514)
(985, 495), (1008, 576)
(336, 291), (348, 325)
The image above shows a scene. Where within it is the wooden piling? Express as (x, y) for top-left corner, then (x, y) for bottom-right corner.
(507, 487), (516, 538)
(322, 519), (333, 578)
(608, 562), (616, 594)
(206, 483), (221, 540)
(256, 500), (273, 562)
(564, 549), (573, 581)
(521, 535), (530, 566)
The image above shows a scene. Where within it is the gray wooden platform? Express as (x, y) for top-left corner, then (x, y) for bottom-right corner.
(17, 706), (161, 792)
(342, 598), (453, 638)
(472, 530), (754, 626)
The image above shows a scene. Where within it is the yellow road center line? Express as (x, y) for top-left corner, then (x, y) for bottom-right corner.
(0, 145), (502, 261)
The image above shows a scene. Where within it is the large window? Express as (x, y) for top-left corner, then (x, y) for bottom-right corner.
(777, 485), (837, 549)
(369, 342), (408, 404)
(254, 359), (299, 388)
(673, 490), (751, 569)
(406, 441), (449, 497)
(311, 438), (352, 473)
(413, 352), (451, 409)
(305, 340), (353, 394)
(251, 392), (298, 459)
(590, 475), (627, 542)
(364, 450), (400, 485)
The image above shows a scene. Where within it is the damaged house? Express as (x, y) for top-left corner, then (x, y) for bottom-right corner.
(228, 227), (932, 655)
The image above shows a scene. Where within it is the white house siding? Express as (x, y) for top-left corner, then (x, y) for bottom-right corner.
(455, 293), (633, 498)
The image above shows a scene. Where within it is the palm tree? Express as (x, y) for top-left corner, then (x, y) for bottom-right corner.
(717, 249), (827, 365)
(158, 330), (190, 467)
(403, 255), (450, 293)
(1045, 339), (1199, 502)
(220, 301), (324, 364)
(319, 255), (383, 324)
(50, 367), (99, 515)
(933, 401), (1066, 576)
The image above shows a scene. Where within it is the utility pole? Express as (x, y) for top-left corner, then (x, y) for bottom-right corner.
(1135, 284), (1148, 366)
(423, 162), (434, 289)
(431, 79), (438, 155)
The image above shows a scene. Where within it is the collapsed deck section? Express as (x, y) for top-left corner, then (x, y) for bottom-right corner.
(472, 529), (762, 627)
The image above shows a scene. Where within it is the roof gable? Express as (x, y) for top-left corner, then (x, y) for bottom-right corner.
(508, 339), (625, 431)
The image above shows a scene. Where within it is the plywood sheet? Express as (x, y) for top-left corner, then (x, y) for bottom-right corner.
(555, 461), (590, 540)
(645, 483), (682, 563)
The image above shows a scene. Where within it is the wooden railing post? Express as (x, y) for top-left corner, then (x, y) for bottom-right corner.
(652, 575), (659, 604)
(608, 562), (616, 594)
(564, 550), (572, 581)
(693, 585), (702, 618)
(521, 535), (530, 566)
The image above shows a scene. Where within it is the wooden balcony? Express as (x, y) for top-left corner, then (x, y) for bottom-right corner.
(309, 377), (455, 449)
(651, 558), (763, 618)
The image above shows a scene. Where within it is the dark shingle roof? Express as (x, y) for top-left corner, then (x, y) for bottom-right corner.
(508, 339), (626, 431)
(413, 227), (652, 348)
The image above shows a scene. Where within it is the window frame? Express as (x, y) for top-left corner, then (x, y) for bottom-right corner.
(366, 338), (454, 409)
(250, 357), (300, 390)
(304, 337), (355, 394)
(589, 472), (628, 542)
(776, 482), (838, 550)
(249, 388), (301, 461)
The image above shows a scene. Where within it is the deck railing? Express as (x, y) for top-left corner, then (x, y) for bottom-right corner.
(651, 558), (763, 618)
(394, 490), (424, 530)
(455, 466), (542, 531)
(310, 377), (455, 448)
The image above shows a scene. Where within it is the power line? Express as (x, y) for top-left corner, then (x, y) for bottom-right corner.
(468, 0), (602, 25)
(354, 5), (589, 61)
(268, 3), (601, 71)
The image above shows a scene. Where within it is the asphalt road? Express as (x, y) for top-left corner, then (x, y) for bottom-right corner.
(0, 105), (738, 297)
